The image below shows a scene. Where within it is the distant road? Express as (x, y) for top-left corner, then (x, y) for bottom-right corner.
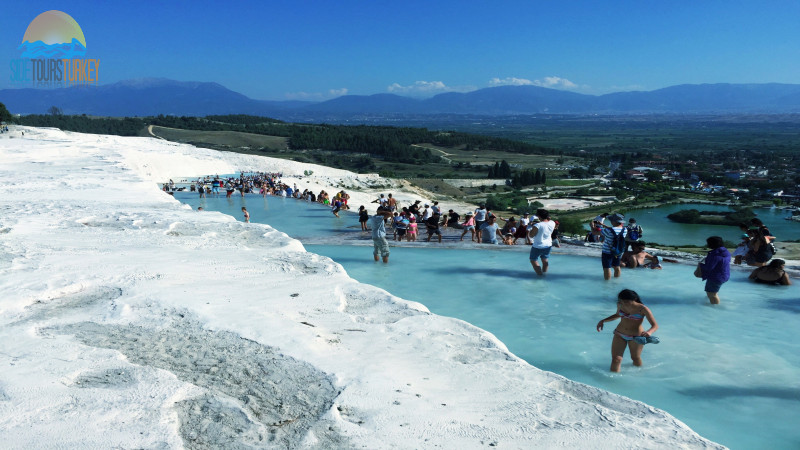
(147, 125), (165, 140)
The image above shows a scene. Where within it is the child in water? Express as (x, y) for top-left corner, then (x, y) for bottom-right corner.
(407, 215), (418, 241)
(242, 207), (250, 223)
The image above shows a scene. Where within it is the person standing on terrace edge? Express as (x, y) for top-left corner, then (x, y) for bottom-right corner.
(425, 213), (443, 243)
(596, 289), (659, 372)
(358, 205), (369, 231)
(528, 209), (555, 276)
(460, 213), (476, 242)
(241, 207), (250, 223)
(599, 214), (627, 280)
(368, 207), (394, 263)
(694, 236), (731, 305)
(473, 204), (488, 232)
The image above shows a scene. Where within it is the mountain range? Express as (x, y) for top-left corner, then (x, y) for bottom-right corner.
(3, 78), (800, 119)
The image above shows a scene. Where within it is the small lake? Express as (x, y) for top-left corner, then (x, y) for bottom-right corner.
(597, 203), (799, 246)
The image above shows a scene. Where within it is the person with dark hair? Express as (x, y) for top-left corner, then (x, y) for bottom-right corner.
(514, 212), (532, 245)
(621, 241), (662, 269)
(625, 218), (643, 251)
(479, 214), (501, 244)
(695, 236), (731, 305)
(528, 209), (555, 276)
(358, 205), (369, 231)
(369, 207), (394, 263)
(749, 217), (772, 238)
(445, 209), (461, 228)
(474, 204), (488, 232)
(596, 289), (659, 372)
(749, 259), (792, 285)
(425, 213), (442, 243)
(745, 226), (773, 267)
(599, 213), (627, 280)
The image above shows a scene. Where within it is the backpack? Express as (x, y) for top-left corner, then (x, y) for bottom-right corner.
(768, 241), (778, 256)
(627, 225), (641, 241)
(611, 227), (627, 257)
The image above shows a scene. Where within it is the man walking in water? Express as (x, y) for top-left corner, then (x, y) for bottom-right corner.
(368, 207), (394, 263)
(528, 209), (555, 276)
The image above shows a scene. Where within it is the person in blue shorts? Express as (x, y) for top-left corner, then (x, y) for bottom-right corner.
(599, 214), (627, 280)
(695, 236), (731, 305)
(528, 209), (555, 276)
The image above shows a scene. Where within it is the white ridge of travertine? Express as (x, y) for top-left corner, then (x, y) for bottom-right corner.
(0, 127), (724, 449)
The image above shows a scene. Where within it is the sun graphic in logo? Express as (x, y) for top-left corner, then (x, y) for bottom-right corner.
(19, 10), (87, 59)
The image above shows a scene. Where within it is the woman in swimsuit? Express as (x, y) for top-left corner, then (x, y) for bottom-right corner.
(749, 259), (792, 285)
(596, 289), (659, 372)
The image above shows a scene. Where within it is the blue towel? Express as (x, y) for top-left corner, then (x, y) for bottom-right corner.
(634, 336), (660, 345)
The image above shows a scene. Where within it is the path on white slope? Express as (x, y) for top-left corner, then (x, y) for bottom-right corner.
(147, 124), (165, 140)
(0, 127), (724, 449)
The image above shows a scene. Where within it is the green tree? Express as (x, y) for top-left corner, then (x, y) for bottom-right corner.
(499, 160), (511, 178)
(645, 170), (662, 182)
(485, 194), (509, 211)
(0, 102), (12, 123)
(558, 217), (585, 237)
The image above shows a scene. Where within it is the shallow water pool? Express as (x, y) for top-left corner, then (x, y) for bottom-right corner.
(309, 245), (800, 450)
(176, 191), (800, 449)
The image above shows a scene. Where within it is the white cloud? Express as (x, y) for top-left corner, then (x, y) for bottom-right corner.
(328, 88), (348, 97)
(284, 88), (348, 101)
(489, 76), (580, 90)
(386, 80), (474, 97)
(489, 77), (535, 86)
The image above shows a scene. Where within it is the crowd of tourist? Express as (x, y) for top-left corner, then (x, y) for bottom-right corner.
(170, 173), (354, 209)
(180, 177), (793, 373)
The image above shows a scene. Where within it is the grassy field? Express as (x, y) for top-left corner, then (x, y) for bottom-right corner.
(546, 179), (596, 187)
(150, 126), (289, 151)
(148, 127), (574, 180)
(452, 116), (800, 154)
(412, 143), (577, 171)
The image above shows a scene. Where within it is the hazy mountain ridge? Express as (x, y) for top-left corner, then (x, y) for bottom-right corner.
(3, 78), (800, 118)
(0, 78), (312, 117)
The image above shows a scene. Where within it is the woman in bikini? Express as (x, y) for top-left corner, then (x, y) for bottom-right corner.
(749, 259), (792, 285)
(596, 289), (659, 372)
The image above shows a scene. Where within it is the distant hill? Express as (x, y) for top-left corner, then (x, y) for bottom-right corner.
(594, 83), (800, 113)
(3, 78), (800, 117)
(423, 85), (594, 114)
(0, 78), (310, 117)
(302, 93), (421, 114)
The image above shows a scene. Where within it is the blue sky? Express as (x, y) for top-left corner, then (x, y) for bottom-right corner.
(2, 1), (800, 100)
